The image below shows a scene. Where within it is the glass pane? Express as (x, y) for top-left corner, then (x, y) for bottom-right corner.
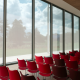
(0, 0), (3, 64)
(6, 0), (32, 63)
(74, 16), (79, 51)
(35, 0), (50, 57)
(65, 12), (72, 52)
(53, 6), (63, 54)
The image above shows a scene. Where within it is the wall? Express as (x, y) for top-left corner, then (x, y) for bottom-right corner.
(45, 0), (80, 17)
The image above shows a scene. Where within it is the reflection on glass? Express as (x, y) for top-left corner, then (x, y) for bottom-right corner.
(35, 0), (50, 57)
(53, 6), (63, 54)
(6, 0), (32, 63)
(74, 16), (79, 51)
(0, 0), (3, 64)
(65, 12), (72, 52)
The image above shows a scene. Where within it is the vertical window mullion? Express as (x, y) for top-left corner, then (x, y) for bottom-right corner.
(63, 10), (65, 53)
(3, 0), (7, 66)
(32, 0), (35, 60)
(50, 4), (53, 57)
(79, 17), (80, 50)
(72, 14), (74, 51)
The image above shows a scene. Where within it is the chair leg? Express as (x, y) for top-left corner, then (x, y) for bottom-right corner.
(36, 73), (37, 79)
(50, 76), (51, 80)
(25, 70), (26, 75)
(43, 77), (46, 80)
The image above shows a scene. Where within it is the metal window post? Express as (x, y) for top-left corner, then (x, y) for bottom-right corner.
(50, 4), (53, 57)
(63, 10), (65, 53)
(32, 0), (35, 60)
(72, 14), (74, 51)
(3, 0), (7, 66)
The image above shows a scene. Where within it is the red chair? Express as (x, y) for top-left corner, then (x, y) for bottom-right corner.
(17, 58), (27, 74)
(7, 67), (21, 80)
(20, 71), (36, 80)
(60, 54), (69, 61)
(70, 56), (80, 64)
(52, 65), (68, 80)
(37, 77), (40, 80)
(69, 51), (75, 56)
(44, 57), (54, 66)
(35, 56), (43, 64)
(52, 54), (60, 60)
(38, 63), (52, 80)
(75, 52), (80, 59)
(69, 68), (80, 80)
(65, 60), (78, 71)
(26, 60), (39, 78)
(59, 52), (65, 56)
(54, 58), (65, 67)
(72, 50), (78, 53)
(0, 66), (9, 80)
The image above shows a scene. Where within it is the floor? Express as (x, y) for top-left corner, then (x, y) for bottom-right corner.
(7, 64), (71, 80)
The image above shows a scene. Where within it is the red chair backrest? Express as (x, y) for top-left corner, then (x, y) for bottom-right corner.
(35, 56), (43, 63)
(26, 60), (37, 70)
(52, 54), (60, 59)
(69, 51), (77, 56)
(0, 66), (9, 77)
(52, 65), (67, 78)
(65, 60), (78, 71)
(59, 52), (65, 56)
(60, 55), (69, 61)
(20, 71), (36, 80)
(72, 50), (78, 53)
(54, 58), (65, 67)
(70, 56), (79, 63)
(69, 68), (80, 80)
(7, 67), (20, 80)
(38, 63), (51, 74)
(44, 57), (53, 65)
(17, 58), (26, 68)
(75, 52), (80, 59)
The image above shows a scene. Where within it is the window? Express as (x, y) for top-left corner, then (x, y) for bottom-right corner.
(65, 12), (72, 52)
(74, 16), (79, 51)
(35, 0), (50, 57)
(53, 6), (63, 54)
(0, 0), (3, 64)
(6, 0), (32, 63)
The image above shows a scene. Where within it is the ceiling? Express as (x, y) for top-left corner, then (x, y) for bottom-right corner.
(63, 0), (80, 11)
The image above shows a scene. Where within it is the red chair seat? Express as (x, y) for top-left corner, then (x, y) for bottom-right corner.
(19, 67), (27, 70)
(28, 69), (39, 73)
(78, 61), (80, 65)
(0, 76), (9, 80)
(53, 76), (68, 80)
(67, 66), (78, 71)
(49, 64), (54, 66)
(39, 71), (52, 77)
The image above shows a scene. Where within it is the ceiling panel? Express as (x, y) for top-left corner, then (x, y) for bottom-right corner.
(63, 0), (80, 11)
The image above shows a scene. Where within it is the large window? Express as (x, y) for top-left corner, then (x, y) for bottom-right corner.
(65, 12), (72, 52)
(35, 0), (50, 57)
(0, 0), (3, 64)
(0, 0), (80, 65)
(6, 0), (32, 63)
(53, 6), (63, 54)
(74, 16), (79, 51)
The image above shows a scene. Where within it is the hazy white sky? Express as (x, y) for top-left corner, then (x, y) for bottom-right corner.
(0, 0), (79, 36)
